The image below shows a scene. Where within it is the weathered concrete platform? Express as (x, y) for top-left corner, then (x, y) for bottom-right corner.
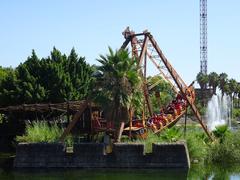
(14, 142), (190, 168)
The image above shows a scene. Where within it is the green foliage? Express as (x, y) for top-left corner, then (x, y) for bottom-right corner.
(0, 66), (13, 86)
(185, 128), (209, 161)
(158, 127), (182, 142)
(0, 114), (4, 124)
(196, 72), (208, 90)
(65, 135), (74, 147)
(123, 124), (240, 165)
(207, 130), (240, 164)
(122, 131), (162, 153)
(212, 124), (229, 143)
(219, 72), (228, 96)
(16, 121), (63, 143)
(94, 47), (141, 126)
(228, 78), (238, 97)
(147, 75), (174, 113)
(123, 127), (183, 153)
(145, 127), (182, 153)
(188, 164), (240, 180)
(196, 71), (240, 108)
(187, 102), (206, 116)
(185, 126), (240, 164)
(141, 132), (162, 153)
(233, 108), (240, 120)
(0, 48), (93, 106)
(208, 72), (219, 95)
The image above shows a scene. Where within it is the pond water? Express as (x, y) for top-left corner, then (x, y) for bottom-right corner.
(1, 158), (240, 180)
(0, 169), (188, 180)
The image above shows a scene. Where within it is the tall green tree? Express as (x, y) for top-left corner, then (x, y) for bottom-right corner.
(196, 72), (208, 90)
(228, 78), (238, 102)
(236, 84), (240, 108)
(0, 70), (19, 106)
(95, 47), (141, 128)
(0, 47), (93, 106)
(219, 73), (228, 96)
(42, 48), (73, 102)
(67, 48), (93, 100)
(0, 66), (12, 85)
(196, 72), (208, 105)
(16, 64), (41, 103)
(208, 72), (219, 95)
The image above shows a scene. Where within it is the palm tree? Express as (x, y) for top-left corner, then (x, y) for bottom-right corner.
(236, 84), (240, 108)
(219, 73), (228, 96)
(223, 83), (231, 97)
(196, 72), (208, 105)
(94, 47), (141, 130)
(196, 72), (208, 90)
(228, 78), (238, 103)
(208, 72), (219, 95)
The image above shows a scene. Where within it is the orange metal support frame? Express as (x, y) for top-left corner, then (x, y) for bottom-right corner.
(121, 27), (212, 140)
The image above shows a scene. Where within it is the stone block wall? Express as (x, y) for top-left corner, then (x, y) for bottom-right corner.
(14, 143), (66, 168)
(151, 142), (190, 168)
(14, 142), (190, 168)
(112, 143), (145, 168)
(73, 143), (106, 168)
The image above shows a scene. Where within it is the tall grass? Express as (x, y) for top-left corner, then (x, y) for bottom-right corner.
(16, 121), (63, 143)
(206, 129), (240, 164)
(124, 126), (183, 153)
(185, 130), (209, 161)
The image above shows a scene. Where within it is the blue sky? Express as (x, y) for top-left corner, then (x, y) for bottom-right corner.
(0, 0), (240, 84)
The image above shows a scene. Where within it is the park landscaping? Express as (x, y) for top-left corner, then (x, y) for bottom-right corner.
(0, 29), (240, 170)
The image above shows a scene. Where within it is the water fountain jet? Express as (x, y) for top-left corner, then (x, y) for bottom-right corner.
(206, 91), (231, 131)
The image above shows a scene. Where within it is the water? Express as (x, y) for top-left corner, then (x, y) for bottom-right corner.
(1, 157), (240, 179)
(1, 164), (240, 180)
(0, 168), (188, 180)
(206, 92), (231, 131)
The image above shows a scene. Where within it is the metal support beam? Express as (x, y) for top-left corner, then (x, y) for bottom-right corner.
(147, 33), (212, 140)
(121, 27), (212, 140)
(59, 101), (89, 142)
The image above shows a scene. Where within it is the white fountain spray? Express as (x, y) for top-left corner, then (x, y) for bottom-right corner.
(206, 91), (231, 131)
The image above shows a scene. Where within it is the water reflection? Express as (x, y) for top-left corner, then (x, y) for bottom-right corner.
(1, 160), (240, 180)
(188, 164), (240, 180)
(0, 168), (188, 180)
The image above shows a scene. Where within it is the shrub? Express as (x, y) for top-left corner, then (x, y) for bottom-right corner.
(185, 130), (209, 161)
(16, 121), (63, 143)
(158, 126), (182, 142)
(233, 108), (240, 120)
(123, 127), (183, 153)
(212, 124), (229, 143)
(143, 131), (163, 153)
(207, 130), (240, 164)
(65, 135), (74, 147)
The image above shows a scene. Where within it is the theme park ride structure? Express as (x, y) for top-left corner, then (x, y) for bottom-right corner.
(121, 27), (212, 140)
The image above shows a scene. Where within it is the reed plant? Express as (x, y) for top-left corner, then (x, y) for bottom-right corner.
(16, 121), (63, 143)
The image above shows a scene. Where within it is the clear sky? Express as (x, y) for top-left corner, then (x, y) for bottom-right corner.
(0, 0), (240, 84)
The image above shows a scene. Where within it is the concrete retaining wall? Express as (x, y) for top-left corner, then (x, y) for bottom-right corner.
(151, 143), (190, 168)
(14, 142), (190, 168)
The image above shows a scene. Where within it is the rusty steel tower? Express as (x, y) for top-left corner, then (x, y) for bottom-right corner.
(200, 0), (208, 74)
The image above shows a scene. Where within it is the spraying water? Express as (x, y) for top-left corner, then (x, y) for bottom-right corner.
(206, 91), (231, 131)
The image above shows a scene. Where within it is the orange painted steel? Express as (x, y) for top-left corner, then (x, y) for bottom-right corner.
(121, 28), (213, 140)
